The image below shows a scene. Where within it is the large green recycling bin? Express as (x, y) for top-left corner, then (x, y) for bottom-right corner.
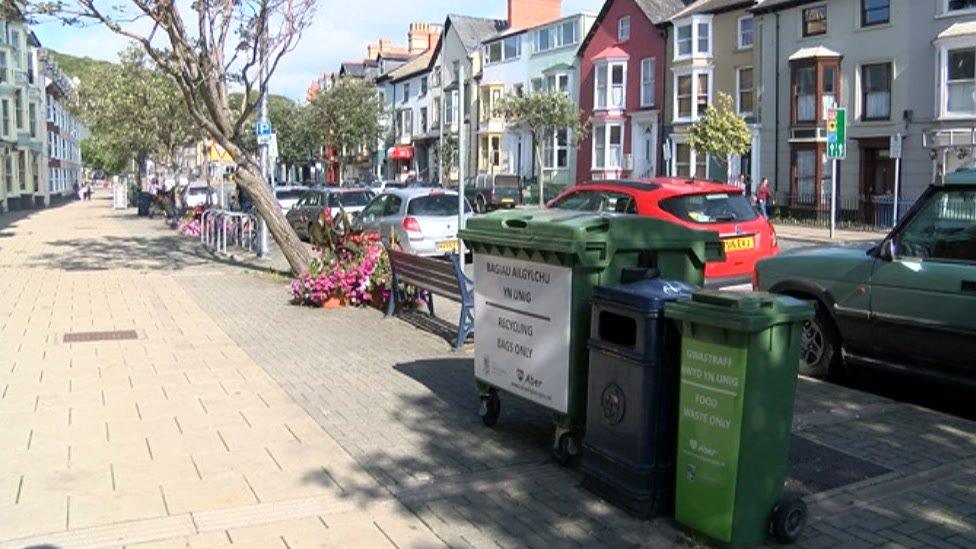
(664, 291), (814, 547)
(459, 210), (724, 463)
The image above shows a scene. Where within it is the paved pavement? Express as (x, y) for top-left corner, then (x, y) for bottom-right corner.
(2, 195), (975, 548)
(773, 224), (887, 245)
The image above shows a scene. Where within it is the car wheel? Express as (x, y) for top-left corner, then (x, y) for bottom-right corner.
(799, 305), (844, 380)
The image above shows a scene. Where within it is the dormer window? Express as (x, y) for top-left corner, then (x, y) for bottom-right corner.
(673, 16), (713, 61)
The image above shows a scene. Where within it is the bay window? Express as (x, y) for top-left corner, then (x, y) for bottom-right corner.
(696, 73), (709, 115)
(947, 48), (975, 115)
(674, 143), (708, 178)
(795, 67), (816, 122)
(594, 61), (627, 110)
(791, 59), (840, 124)
(545, 73), (570, 95)
(737, 67), (754, 115)
(592, 123), (623, 170)
(861, 63), (891, 120)
(543, 129), (569, 169)
(674, 68), (712, 121)
(677, 75), (692, 119)
(673, 16), (713, 61)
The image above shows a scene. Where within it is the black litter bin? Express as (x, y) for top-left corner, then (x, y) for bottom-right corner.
(582, 276), (694, 518)
(138, 192), (152, 217)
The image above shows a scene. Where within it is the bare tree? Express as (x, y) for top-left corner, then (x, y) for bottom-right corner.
(20, 0), (316, 275)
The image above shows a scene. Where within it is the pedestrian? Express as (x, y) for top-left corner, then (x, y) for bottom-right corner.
(756, 177), (771, 218)
(737, 173), (749, 195)
(85, 182), (93, 201)
(73, 182), (80, 200)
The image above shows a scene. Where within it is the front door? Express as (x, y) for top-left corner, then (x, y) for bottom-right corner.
(632, 121), (656, 178)
(861, 144), (896, 224)
(869, 185), (976, 375)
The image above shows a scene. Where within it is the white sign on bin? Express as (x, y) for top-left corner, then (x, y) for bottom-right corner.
(474, 255), (572, 413)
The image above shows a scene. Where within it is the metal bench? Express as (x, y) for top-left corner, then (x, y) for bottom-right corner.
(385, 249), (474, 352)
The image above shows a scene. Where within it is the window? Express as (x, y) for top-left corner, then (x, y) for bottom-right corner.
(738, 16), (754, 49)
(14, 90), (23, 129)
(696, 73), (709, 115)
(861, 0), (889, 26)
(546, 73), (570, 95)
(0, 51), (6, 83)
(677, 75), (692, 119)
(452, 61), (460, 83)
(618, 16), (630, 42)
(420, 77), (428, 96)
(31, 152), (38, 192)
(947, 48), (975, 115)
(737, 67), (754, 115)
(18, 150), (26, 191)
(531, 77), (544, 93)
(26, 51), (33, 84)
(895, 188), (976, 262)
(4, 155), (12, 192)
(594, 62), (626, 110)
(661, 193), (758, 224)
(28, 102), (35, 138)
(947, 0), (976, 12)
(1, 99), (8, 137)
(862, 63), (891, 120)
(536, 20), (578, 52)
(795, 66), (816, 122)
(551, 190), (637, 213)
(676, 24), (692, 57)
(402, 83), (410, 103)
(420, 107), (428, 132)
(432, 97), (441, 127)
(795, 149), (817, 203)
(543, 129), (569, 169)
(484, 36), (521, 64)
(592, 123), (623, 169)
(640, 58), (655, 107)
(802, 5), (827, 37)
(445, 91), (456, 125)
(480, 135), (502, 168)
(675, 144), (691, 177)
(399, 109), (412, 137)
(697, 21), (710, 54)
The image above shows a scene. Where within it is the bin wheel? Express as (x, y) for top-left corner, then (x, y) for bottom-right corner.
(553, 432), (580, 466)
(772, 497), (807, 544)
(479, 390), (500, 427)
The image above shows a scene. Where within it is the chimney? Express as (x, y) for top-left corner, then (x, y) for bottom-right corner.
(367, 42), (380, 59)
(379, 38), (393, 53)
(507, 0), (562, 30)
(408, 22), (442, 53)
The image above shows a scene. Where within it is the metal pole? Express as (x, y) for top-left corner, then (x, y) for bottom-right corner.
(257, 30), (269, 258)
(439, 69), (444, 184)
(457, 64), (466, 258)
(893, 155), (901, 227)
(829, 158), (837, 239)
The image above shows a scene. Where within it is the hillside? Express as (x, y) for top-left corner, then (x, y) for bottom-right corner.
(49, 51), (116, 83)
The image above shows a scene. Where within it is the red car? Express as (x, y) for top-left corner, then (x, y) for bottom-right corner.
(548, 178), (779, 287)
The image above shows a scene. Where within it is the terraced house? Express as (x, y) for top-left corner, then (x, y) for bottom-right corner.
(0, 17), (44, 211)
(753, 0), (976, 224)
(663, 0), (760, 185)
(478, 12), (597, 189)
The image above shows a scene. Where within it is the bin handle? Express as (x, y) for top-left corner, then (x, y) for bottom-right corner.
(502, 219), (528, 229)
(693, 291), (772, 310)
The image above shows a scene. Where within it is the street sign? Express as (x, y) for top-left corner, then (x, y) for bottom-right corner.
(890, 133), (903, 159)
(826, 108), (846, 159)
(255, 121), (272, 140)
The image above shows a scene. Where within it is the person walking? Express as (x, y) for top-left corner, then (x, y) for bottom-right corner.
(756, 177), (771, 218)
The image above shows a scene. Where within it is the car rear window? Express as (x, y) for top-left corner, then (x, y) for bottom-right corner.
(187, 187), (209, 196)
(660, 193), (758, 224)
(408, 194), (471, 216)
(334, 191), (373, 207)
(275, 189), (305, 200)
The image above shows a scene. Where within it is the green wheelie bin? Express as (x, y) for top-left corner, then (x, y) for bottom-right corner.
(664, 291), (814, 546)
(459, 210), (724, 464)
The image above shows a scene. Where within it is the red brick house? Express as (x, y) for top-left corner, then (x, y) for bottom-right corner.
(576, 0), (690, 182)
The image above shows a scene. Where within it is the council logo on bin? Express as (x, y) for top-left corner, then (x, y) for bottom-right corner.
(601, 383), (625, 425)
(516, 368), (525, 382)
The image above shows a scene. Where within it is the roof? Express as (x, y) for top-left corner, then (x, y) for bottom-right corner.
(578, 0), (688, 57)
(788, 45), (841, 60)
(542, 62), (575, 73)
(447, 14), (508, 53)
(387, 48), (437, 83)
(340, 61), (367, 77)
(937, 21), (976, 41)
(670, 0), (755, 19)
(751, 0), (822, 15)
(592, 46), (630, 60)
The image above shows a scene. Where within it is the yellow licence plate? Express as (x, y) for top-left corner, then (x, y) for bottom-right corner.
(501, 198), (515, 204)
(437, 240), (459, 252)
(723, 236), (755, 252)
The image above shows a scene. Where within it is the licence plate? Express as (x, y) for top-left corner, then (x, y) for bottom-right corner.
(723, 236), (755, 252)
(500, 198), (515, 204)
(437, 240), (459, 252)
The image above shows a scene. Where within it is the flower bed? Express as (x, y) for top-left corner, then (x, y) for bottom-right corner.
(291, 211), (391, 308)
(177, 206), (206, 237)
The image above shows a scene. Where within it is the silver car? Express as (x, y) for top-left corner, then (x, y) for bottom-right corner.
(273, 186), (307, 212)
(285, 188), (375, 241)
(353, 188), (473, 256)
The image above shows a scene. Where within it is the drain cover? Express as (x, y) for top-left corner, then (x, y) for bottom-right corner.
(63, 330), (139, 343)
(786, 435), (891, 495)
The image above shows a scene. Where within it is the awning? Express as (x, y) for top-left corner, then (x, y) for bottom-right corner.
(388, 146), (414, 160)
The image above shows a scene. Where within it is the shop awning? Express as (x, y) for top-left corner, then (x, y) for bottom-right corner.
(388, 146), (414, 160)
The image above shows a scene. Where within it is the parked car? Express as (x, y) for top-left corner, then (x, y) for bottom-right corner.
(756, 168), (976, 383)
(284, 187), (375, 241)
(548, 178), (779, 287)
(352, 188), (473, 256)
(273, 186), (306, 211)
(181, 183), (214, 208)
(465, 173), (522, 212)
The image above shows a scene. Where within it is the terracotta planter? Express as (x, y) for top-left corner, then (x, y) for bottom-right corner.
(322, 295), (346, 309)
(370, 289), (388, 310)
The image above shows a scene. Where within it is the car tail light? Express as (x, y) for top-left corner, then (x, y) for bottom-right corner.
(402, 216), (422, 234)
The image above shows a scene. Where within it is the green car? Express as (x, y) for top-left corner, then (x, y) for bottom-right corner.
(756, 169), (976, 383)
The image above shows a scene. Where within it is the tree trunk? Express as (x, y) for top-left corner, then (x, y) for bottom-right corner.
(534, 137), (545, 208)
(233, 164), (312, 276)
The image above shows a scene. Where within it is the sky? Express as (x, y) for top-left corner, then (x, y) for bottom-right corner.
(33, 0), (606, 101)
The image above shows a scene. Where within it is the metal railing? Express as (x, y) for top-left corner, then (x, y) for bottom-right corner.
(770, 192), (919, 231)
(201, 209), (259, 254)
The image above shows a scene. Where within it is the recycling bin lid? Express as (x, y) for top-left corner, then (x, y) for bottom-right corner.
(664, 290), (814, 332)
(593, 278), (695, 314)
(459, 210), (723, 268)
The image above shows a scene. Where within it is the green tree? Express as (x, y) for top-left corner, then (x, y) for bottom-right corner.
(271, 100), (319, 179)
(310, 78), (386, 184)
(498, 92), (587, 206)
(432, 133), (458, 184)
(685, 92), (752, 179)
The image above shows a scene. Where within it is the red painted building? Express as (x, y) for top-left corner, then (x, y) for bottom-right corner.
(576, 0), (689, 183)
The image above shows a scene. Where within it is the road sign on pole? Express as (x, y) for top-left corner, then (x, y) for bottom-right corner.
(826, 108), (846, 160)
